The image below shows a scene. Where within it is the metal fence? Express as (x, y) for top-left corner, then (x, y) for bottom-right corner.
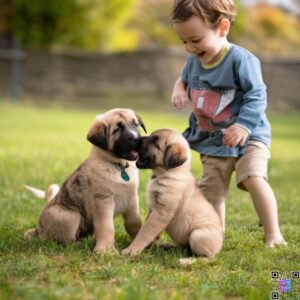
(0, 37), (25, 102)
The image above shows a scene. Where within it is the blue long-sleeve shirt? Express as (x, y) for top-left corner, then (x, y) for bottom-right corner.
(182, 43), (271, 157)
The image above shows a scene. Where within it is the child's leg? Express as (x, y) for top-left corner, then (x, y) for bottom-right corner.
(242, 177), (286, 247)
(198, 155), (235, 232)
(236, 141), (286, 247)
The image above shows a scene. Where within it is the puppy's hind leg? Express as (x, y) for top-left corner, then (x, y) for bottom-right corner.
(31, 205), (82, 244)
(189, 228), (223, 258)
(179, 228), (223, 266)
(40, 207), (82, 243)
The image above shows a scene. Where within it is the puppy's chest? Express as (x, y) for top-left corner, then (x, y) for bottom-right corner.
(90, 165), (138, 189)
(148, 178), (184, 209)
(113, 194), (131, 215)
(148, 181), (170, 209)
(108, 165), (138, 185)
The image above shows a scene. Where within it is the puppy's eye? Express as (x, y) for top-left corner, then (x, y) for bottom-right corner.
(151, 136), (160, 149)
(112, 128), (120, 134)
(112, 122), (124, 134)
(154, 141), (160, 149)
(132, 119), (138, 127)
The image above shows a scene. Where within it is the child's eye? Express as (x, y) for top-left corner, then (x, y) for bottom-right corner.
(182, 40), (187, 44)
(192, 39), (201, 43)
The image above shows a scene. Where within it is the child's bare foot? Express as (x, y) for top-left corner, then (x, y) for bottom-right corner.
(265, 234), (287, 248)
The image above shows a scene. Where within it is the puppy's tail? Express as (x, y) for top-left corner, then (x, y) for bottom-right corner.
(24, 184), (60, 202)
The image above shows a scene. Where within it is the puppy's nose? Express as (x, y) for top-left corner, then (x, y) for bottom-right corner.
(136, 136), (143, 146)
(128, 135), (141, 146)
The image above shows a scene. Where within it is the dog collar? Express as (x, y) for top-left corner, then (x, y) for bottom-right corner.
(115, 162), (130, 182)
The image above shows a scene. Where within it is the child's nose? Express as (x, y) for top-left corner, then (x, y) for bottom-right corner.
(185, 42), (196, 53)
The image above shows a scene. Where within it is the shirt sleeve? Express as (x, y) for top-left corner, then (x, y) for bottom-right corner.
(181, 55), (192, 85)
(235, 55), (267, 134)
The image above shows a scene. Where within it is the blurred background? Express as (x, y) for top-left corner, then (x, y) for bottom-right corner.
(0, 0), (300, 111)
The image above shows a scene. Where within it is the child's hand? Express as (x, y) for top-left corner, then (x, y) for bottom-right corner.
(171, 89), (189, 110)
(171, 77), (188, 110)
(222, 124), (249, 147)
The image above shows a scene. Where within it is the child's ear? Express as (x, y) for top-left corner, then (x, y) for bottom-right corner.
(219, 18), (230, 37)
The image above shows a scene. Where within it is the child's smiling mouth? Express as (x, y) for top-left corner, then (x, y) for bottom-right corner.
(197, 51), (206, 58)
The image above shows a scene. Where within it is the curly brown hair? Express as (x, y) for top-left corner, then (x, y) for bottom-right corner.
(171, 0), (236, 28)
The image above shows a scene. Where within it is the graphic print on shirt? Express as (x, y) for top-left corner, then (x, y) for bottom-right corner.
(191, 87), (236, 131)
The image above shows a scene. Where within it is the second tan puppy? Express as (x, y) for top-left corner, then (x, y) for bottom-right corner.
(24, 108), (146, 252)
(121, 129), (223, 261)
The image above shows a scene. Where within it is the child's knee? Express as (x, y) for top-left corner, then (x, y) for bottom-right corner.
(239, 175), (268, 191)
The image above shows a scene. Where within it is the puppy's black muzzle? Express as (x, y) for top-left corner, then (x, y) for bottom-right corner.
(136, 136), (155, 169)
(113, 129), (142, 161)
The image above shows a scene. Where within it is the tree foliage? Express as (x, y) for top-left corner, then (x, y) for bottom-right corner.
(129, 0), (248, 48)
(130, 0), (177, 48)
(228, 0), (247, 43)
(91, 0), (138, 51)
(13, 0), (82, 47)
(11, 0), (138, 50)
(243, 4), (300, 56)
(3, 0), (300, 55)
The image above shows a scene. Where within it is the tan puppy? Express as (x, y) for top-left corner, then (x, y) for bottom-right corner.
(24, 108), (146, 252)
(121, 129), (223, 262)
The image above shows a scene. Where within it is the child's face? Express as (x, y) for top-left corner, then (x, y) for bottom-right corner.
(173, 15), (227, 65)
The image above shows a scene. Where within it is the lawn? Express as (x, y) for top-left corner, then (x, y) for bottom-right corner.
(0, 103), (299, 300)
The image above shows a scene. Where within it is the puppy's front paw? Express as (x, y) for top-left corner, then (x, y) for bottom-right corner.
(94, 244), (115, 253)
(121, 247), (131, 256)
(121, 247), (140, 257)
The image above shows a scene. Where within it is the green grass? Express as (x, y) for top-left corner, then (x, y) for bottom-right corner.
(0, 103), (299, 300)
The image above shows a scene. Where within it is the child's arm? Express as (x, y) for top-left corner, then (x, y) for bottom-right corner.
(223, 55), (267, 147)
(171, 77), (189, 110)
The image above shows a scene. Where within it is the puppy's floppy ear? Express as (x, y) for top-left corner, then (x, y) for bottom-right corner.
(164, 143), (187, 170)
(135, 113), (147, 133)
(87, 120), (108, 150)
